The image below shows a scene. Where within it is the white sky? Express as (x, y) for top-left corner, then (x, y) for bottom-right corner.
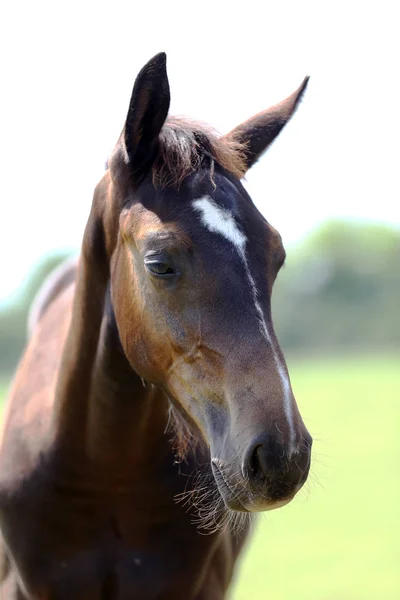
(0, 1), (399, 303)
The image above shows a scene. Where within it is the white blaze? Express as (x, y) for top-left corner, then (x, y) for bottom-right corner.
(192, 197), (247, 252)
(192, 195), (296, 454)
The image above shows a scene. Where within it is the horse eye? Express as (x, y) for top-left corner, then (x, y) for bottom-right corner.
(145, 261), (175, 277)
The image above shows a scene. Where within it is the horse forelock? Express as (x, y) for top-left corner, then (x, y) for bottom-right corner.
(152, 116), (247, 188)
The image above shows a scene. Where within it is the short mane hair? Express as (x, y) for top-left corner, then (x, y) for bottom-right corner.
(152, 116), (247, 188)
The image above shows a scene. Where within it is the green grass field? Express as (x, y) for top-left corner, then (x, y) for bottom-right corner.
(231, 355), (400, 600)
(1, 356), (399, 599)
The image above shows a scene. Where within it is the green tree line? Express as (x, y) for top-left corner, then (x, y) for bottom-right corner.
(0, 251), (71, 375)
(273, 220), (400, 352)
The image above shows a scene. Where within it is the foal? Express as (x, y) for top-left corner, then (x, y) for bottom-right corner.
(0, 53), (312, 599)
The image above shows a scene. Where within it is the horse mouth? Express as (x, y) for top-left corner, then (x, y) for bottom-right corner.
(211, 459), (249, 513)
(211, 458), (298, 514)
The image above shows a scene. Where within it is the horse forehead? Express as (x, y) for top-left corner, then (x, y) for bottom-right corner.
(132, 171), (273, 252)
(192, 195), (247, 253)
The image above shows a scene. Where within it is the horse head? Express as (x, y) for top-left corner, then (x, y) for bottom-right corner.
(97, 53), (312, 515)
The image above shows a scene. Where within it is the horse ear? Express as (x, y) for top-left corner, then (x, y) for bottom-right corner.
(123, 52), (170, 177)
(224, 77), (309, 172)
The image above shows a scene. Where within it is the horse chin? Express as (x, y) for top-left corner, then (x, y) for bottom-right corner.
(217, 483), (294, 514)
(244, 496), (294, 513)
(219, 485), (294, 513)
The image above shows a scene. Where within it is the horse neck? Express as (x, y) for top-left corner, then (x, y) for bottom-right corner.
(52, 204), (171, 484)
(86, 292), (171, 471)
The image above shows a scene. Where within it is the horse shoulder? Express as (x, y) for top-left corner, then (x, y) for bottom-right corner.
(0, 280), (75, 489)
(0, 284), (78, 597)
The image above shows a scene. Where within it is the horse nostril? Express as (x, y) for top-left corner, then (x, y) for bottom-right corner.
(249, 445), (268, 480)
(243, 434), (282, 482)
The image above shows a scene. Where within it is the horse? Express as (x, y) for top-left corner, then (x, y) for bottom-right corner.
(0, 53), (312, 599)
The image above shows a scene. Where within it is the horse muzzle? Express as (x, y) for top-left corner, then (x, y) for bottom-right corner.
(211, 430), (312, 512)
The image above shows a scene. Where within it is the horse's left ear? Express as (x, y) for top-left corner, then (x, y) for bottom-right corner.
(224, 77), (309, 172)
(123, 52), (170, 177)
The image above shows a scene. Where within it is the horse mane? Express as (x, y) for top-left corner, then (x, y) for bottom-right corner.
(152, 116), (247, 188)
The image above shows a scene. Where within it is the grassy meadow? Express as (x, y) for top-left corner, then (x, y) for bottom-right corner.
(0, 356), (399, 599)
(231, 355), (400, 600)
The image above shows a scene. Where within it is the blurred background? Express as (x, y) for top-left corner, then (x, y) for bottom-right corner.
(0, 1), (399, 598)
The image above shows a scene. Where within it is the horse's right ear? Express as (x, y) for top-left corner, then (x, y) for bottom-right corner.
(123, 52), (170, 178)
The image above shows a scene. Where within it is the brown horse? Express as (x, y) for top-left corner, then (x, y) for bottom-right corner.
(0, 53), (312, 599)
